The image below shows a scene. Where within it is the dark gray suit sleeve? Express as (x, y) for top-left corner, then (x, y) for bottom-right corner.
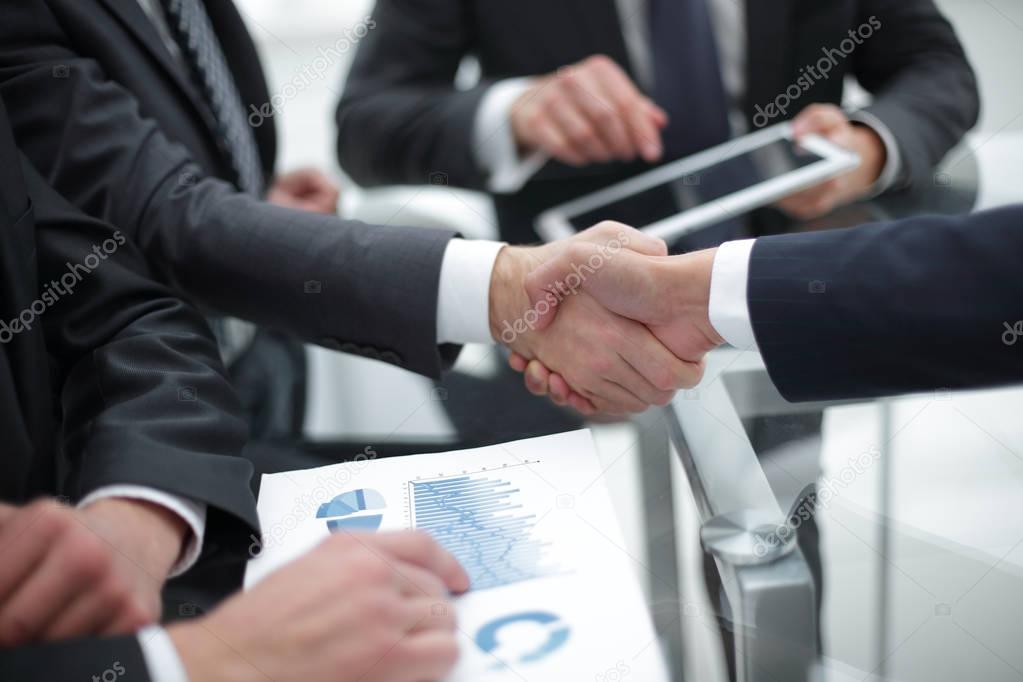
(853, 0), (980, 189)
(0, 0), (460, 379)
(0, 634), (151, 681)
(24, 155), (261, 558)
(748, 206), (1023, 403)
(336, 0), (492, 190)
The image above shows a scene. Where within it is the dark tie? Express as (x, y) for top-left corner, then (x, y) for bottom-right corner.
(648, 0), (750, 248)
(159, 0), (265, 196)
(648, 0), (731, 159)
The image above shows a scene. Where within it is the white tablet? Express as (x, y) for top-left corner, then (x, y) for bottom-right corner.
(535, 122), (861, 243)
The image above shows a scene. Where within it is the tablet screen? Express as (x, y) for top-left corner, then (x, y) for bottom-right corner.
(564, 138), (825, 232)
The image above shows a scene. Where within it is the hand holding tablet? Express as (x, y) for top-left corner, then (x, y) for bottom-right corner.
(536, 122), (861, 244)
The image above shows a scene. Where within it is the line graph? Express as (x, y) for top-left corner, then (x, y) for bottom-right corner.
(410, 461), (558, 590)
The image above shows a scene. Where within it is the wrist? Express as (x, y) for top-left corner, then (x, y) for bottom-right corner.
(83, 498), (187, 580)
(664, 248), (724, 347)
(168, 621), (246, 682)
(850, 124), (886, 188)
(509, 77), (547, 154)
(488, 245), (538, 347)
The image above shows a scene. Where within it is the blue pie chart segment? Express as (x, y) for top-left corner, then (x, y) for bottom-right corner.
(317, 489), (386, 533)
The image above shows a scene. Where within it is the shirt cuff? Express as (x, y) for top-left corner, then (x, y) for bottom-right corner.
(708, 239), (759, 352)
(138, 626), (190, 682)
(473, 78), (549, 194)
(437, 238), (507, 344)
(849, 109), (905, 196)
(78, 486), (206, 578)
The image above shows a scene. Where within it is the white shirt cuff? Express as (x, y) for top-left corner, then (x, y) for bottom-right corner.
(78, 486), (206, 578)
(708, 239), (759, 352)
(473, 78), (549, 194)
(138, 626), (190, 682)
(437, 239), (507, 344)
(849, 109), (905, 196)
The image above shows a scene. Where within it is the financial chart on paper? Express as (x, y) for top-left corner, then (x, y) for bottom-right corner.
(409, 461), (560, 591)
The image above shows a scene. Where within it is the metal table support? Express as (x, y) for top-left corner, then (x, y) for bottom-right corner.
(665, 351), (819, 682)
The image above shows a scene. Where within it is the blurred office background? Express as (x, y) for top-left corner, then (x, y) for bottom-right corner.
(233, 2), (1023, 680)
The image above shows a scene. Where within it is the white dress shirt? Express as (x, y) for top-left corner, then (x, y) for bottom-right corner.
(473, 0), (903, 195)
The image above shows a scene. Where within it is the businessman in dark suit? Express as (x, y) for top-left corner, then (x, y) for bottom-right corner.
(0, 93), (468, 680)
(336, 0), (979, 245)
(0, 0), (706, 425)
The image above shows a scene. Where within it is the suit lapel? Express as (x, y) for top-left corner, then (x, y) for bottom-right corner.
(743, 0), (794, 125)
(96, 0), (219, 134)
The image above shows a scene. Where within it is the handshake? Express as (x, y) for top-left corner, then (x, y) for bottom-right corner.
(489, 223), (725, 415)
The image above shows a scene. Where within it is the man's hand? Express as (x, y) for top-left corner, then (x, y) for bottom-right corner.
(777, 104), (887, 220)
(169, 531), (468, 682)
(267, 167), (341, 215)
(510, 55), (668, 167)
(0, 498), (187, 646)
(489, 223), (704, 416)
(506, 236), (724, 411)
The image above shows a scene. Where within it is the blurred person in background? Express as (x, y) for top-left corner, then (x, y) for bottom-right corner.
(336, 0), (978, 247)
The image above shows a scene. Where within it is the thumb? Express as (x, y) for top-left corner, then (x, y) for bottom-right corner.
(523, 248), (584, 331)
(792, 104), (845, 139)
(620, 227), (667, 257)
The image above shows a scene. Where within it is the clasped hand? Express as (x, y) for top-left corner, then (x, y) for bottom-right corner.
(490, 223), (721, 415)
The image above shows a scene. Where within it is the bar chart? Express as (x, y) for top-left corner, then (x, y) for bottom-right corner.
(411, 467), (558, 591)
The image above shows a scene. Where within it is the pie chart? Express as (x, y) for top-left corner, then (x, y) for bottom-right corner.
(316, 488), (386, 533)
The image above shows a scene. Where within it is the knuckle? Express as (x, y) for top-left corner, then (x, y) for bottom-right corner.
(586, 54), (613, 71)
(569, 127), (596, 146)
(67, 534), (113, 583)
(31, 500), (70, 536)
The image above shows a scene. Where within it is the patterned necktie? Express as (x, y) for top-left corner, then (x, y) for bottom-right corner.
(648, 0), (731, 159)
(159, 0), (264, 196)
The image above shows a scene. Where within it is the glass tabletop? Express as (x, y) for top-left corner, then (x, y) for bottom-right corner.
(299, 145), (1023, 681)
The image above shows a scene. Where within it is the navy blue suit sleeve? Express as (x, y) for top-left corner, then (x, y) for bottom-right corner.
(748, 205), (1023, 402)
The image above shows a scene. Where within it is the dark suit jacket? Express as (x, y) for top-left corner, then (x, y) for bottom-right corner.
(749, 205), (1023, 402)
(0, 0), (461, 389)
(0, 95), (257, 680)
(336, 0), (980, 244)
